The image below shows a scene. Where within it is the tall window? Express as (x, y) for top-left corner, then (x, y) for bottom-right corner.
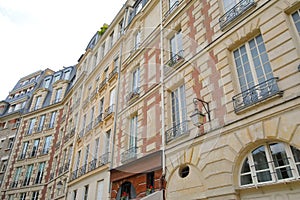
(54, 88), (62, 103)
(134, 31), (141, 50)
(99, 97), (104, 115)
(240, 142), (300, 186)
(114, 56), (119, 69)
(118, 19), (124, 38)
(129, 115), (138, 149)
(104, 130), (111, 155)
(23, 164), (33, 186)
(20, 141), (29, 159)
(132, 68), (140, 92)
(93, 52), (98, 68)
(109, 88), (116, 108)
(101, 43), (106, 59)
(44, 78), (51, 89)
(20, 192), (26, 200)
(170, 29), (183, 60)
(7, 137), (14, 149)
(42, 136), (52, 154)
(84, 185), (89, 200)
(90, 107), (94, 126)
(1, 160), (8, 172)
(96, 180), (104, 200)
(31, 139), (40, 157)
(37, 115), (45, 132)
(75, 150), (81, 171)
(53, 73), (61, 82)
(292, 9), (300, 36)
(234, 34), (273, 92)
(31, 191), (39, 200)
(169, 0), (179, 11)
(109, 31), (114, 49)
(64, 69), (71, 80)
(94, 138), (100, 160)
(49, 111), (56, 128)
(27, 118), (36, 135)
(83, 145), (90, 171)
(34, 96), (41, 110)
(13, 167), (22, 187)
(35, 162), (45, 184)
(68, 145), (73, 164)
(72, 190), (77, 200)
(171, 85), (187, 130)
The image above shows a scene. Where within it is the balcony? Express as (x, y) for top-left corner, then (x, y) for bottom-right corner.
(166, 50), (184, 68)
(121, 147), (137, 163)
(126, 87), (140, 103)
(78, 164), (87, 177)
(232, 77), (283, 113)
(98, 78), (107, 91)
(103, 104), (115, 119)
(98, 152), (110, 166)
(85, 121), (93, 133)
(108, 67), (118, 81)
(219, 0), (256, 28)
(165, 120), (188, 143)
(94, 114), (103, 127)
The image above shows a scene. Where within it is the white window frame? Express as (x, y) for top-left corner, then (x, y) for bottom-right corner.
(129, 115), (138, 149)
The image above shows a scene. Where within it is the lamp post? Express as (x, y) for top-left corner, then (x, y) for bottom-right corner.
(190, 98), (211, 127)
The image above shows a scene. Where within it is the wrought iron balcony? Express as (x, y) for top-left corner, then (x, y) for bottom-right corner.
(99, 152), (110, 166)
(232, 77), (283, 112)
(166, 50), (184, 68)
(165, 120), (189, 143)
(98, 78), (107, 91)
(79, 164), (87, 177)
(85, 121), (93, 133)
(103, 104), (115, 119)
(71, 169), (78, 181)
(219, 0), (256, 28)
(121, 147), (137, 163)
(88, 159), (97, 172)
(94, 114), (103, 126)
(126, 87), (140, 102)
(108, 67), (118, 81)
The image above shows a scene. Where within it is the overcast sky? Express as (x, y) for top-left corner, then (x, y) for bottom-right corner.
(0, 0), (125, 100)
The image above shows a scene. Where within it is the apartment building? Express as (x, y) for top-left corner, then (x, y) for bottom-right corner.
(162, 0), (300, 200)
(0, 69), (53, 194)
(1, 66), (76, 200)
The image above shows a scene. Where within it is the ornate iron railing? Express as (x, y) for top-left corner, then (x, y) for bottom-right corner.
(98, 78), (107, 91)
(103, 104), (115, 119)
(165, 120), (188, 143)
(166, 50), (184, 68)
(219, 0), (256, 28)
(232, 77), (283, 112)
(126, 87), (140, 102)
(121, 147), (137, 163)
(86, 121), (93, 133)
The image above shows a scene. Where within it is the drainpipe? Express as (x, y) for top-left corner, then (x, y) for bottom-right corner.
(159, 0), (166, 195)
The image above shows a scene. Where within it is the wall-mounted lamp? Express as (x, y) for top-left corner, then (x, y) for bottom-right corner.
(190, 98), (211, 127)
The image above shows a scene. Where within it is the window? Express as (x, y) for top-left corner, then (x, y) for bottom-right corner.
(109, 31), (114, 49)
(34, 96), (42, 110)
(37, 115), (45, 132)
(234, 34), (273, 93)
(118, 19), (124, 38)
(20, 192), (26, 200)
(64, 69), (71, 80)
(7, 137), (14, 149)
(35, 162), (45, 184)
(292, 9), (300, 36)
(72, 190), (77, 200)
(104, 130), (111, 155)
(54, 88), (62, 103)
(68, 145), (73, 164)
(171, 85), (187, 132)
(49, 111), (57, 128)
(117, 182), (136, 199)
(53, 73), (61, 82)
(129, 115), (138, 149)
(44, 78), (51, 89)
(93, 52), (98, 67)
(223, 0), (239, 12)
(8, 194), (14, 200)
(136, 1), (142, 13)
(23, 164), (33, 186)
(84, 185), (89, 200)
(20, 141), (29, 159)
(83, 145), (89, 173)
(94, 138), (100, 159)
(13, 167), (22, 187)
(169, 0), (179, 12)
(75, 150), (81, 171)
(0, 139), (4, 148)
(132, 68), (140, 93)
(101, 43), (106, 59)
(104, 67), (109, 80)
(147, 172), (154, 190)
(134, 31), (141, 50)
(27, 118), (36, 134)
(1, 160), (8, 172)
(96, 180), (104, 200)
(31, 139), (40, 157)
(14, 118), (20, 128)
(31, 191), (39, 200)
(170, 29), (183, 62)
(42, 136), (52, 154)
(109, 88), (116, 107)
(99, 97), (104, 115)
(114, 56), (119, 69)
(240, 142), (300, 186)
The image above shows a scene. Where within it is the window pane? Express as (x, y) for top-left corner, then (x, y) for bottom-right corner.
(270, 143), (292, 180)
(241, 174), (252, 185)
(240, 158), (253, 185)
(291, 146), (300, 175)
(252, 146), (269, 171)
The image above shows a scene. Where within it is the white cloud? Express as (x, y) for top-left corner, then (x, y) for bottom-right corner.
(0, 0), (125, 100)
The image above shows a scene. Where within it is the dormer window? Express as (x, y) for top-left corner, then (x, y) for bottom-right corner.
(64, 69), (71, 80)
(54, 73), (61, 82)
(44, 78), (51, 89)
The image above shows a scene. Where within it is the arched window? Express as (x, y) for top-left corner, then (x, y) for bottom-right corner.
(240, 142), (300, 186)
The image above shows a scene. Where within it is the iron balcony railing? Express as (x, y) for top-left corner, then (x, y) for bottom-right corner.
(165, 120), (188, 143)
(98, 78), (107, 91)
(219, 0), (256, 28)
(232, 77), (283, 112)
(94, 113), (103, 126)
(121, 147), (137, 163)
(108, 67), (118, 81)
(166, 50), (184, 68)
(103, 104), (115, 119)
(99, 152), (110, 166)
(126, 87), (140, 102)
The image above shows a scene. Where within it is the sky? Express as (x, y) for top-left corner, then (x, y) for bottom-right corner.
(0, 0), (125, 100)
